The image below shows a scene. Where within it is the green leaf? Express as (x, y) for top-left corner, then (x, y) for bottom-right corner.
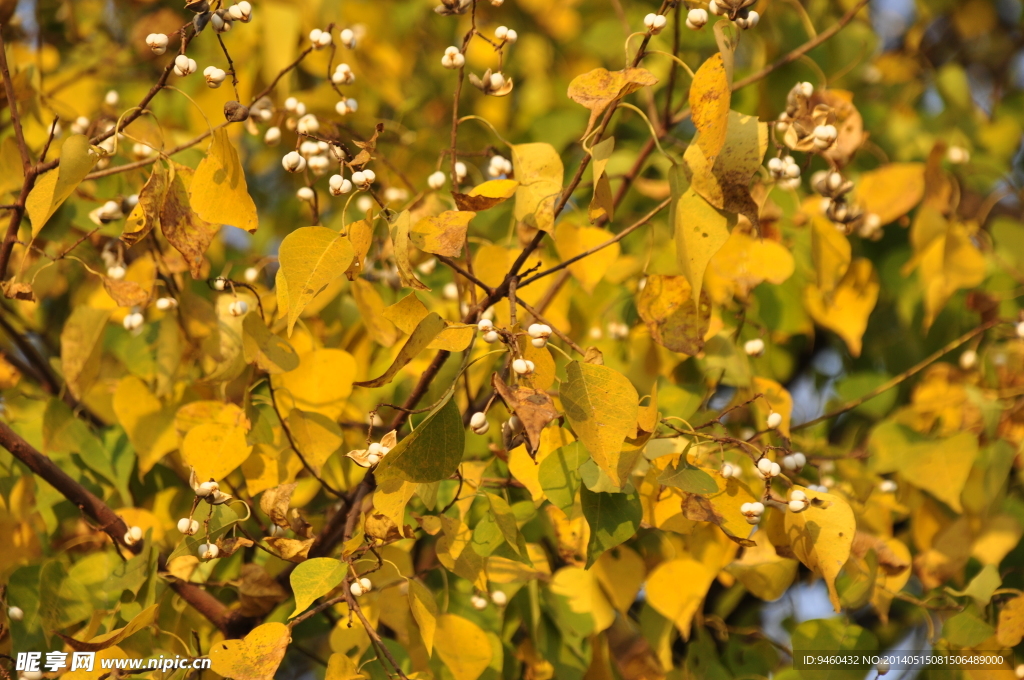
(485, 491), (522, 555)
(539, 442), (589, 516)
(57, 603), (159, 652)
(353, 312), (446, 388)
(375, 395), (464, 483)
(560, 361), (639, 488)
(289, 558), (347, 618)
(242, 313), (300, 374)
(791, 619), (877, 680)
(276, 226), (356, 335)
(190, 127), (258, 233)
(659, 456), (718, 494)
(60, 306), (110, 400)
(580, 486), (641, 569)
(943, 611), (995, 648)
(26, 135), (98, 236)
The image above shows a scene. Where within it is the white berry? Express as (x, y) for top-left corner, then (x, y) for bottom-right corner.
(471, 594), (488, 610)
(350, 582), (364, 597)
(196, 481), (218, 497)
(767, 411), (783, 429)
(177, 517), (199, 535)
(491, 590), (507, 605)
(204, 66), (227, 88)
(744, 338), (765, 356)
(686, 8), (708, 29)
(107, 264), (126, 280)
(199, 543), (219, 559)
(146, 33), (169, 55)
(483, 330), (500, 343)
(228, 300), (248, 317)
(173, 55), (197, 77)
(7, 606), (23, 621)
(329, 174), (353, 196)
(282, 151), (306, 173)
(340, 28), (356, 49)
(1016, 321), (1024, 339)
(358, 577), (373, 591)
(123, 312), (144, 332)
(228, 2), (252, 22)
(788, 499), (807, 513)
(879, 479), (898, 493)
(428, 171), (446, 189)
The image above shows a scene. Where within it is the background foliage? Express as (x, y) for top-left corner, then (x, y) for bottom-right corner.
(2, 0), (1024, 679)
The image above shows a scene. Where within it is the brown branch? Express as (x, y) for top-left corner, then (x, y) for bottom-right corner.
(0, 28), (32, 172)
(0, 420), (137, 550)
(792, 318), (1006, 431)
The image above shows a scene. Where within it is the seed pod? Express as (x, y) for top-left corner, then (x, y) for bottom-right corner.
(224, 100), (250, 122)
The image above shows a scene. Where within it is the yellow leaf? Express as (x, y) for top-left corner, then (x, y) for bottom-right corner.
(161, 163), (220, 278)
(383, 293), (474, 352)
(690, 53), (731, 164)
(0, 137), (24, 197)
(290, 558), (347, 618)
(242, 444), (285, 496)
(724, 532), (798, 601)
(411, 210), (475, 257)
(389, 210), (430, 291)
(637, 274), (712, 356)
(351, 279), (399, 347)
(26, 135), (97, 236)
(434, 614), (493, 680)
(752, 377), (793, 438)
(803, 258), (879, 357)
(915, 219), (987, 329)
(871, 538), (911, 623)
(273, 349), (357, 420)
(998, 596), (1024, 647)
(511, 143), (564, 233)
(60, 306), (110, 400)
(784, 486), (856, 611)
(288, 409), (344, 474)
(407, 579), (438, 655)
(242, 313), (300, 374)
(592, 545), (646, 613)
(550, 566), (616, 633)
(181, 421), (252, 482)
(354, 312), (446, 387)
(190, 128), (258, 233)
(344, 214), (374, 280)
(589, 136), (615, 223)
(559, 361), (639, 488)
(680, 469), (758, 544)
(809, 211), (852, 295)
(325, 653), (366, 680)
(671, 172), (735, 304)
(454, 178), (520, 211)
(209, 622), (291, 680)
(567, 67), (659, 139)
(121, 162), (169, 247)
(58, 604), (159, 652)
(277, 226), (356, 335)
(705, 228), (794, 303)
(646, 557), (717, 639)
(554, 222), (619, 293)
(112, 376), (178, 474)
(854, 163), (925, 225)
(684, 110), (767, 225)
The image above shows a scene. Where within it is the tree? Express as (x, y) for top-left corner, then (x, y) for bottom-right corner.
(1, 0), (1024, 678)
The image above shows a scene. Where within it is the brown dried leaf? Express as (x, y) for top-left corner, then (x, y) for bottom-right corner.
(237, 563), (288, 617)
(491, 372), (559, 455)
(122, 161), (168, 247)
(350, 123), (384, 168)
(161, 163), (219, 278)
(260, 482), (297, 528)
(452, 179), (519, 211)
(265, 536), (313, 562)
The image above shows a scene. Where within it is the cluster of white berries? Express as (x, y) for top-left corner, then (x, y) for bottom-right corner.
(744, 338), (765, 357)
(494, 25), (519, 43)
(733, 8), (759, 29)
(479, 318), (500, 343)
(788, 489), (809, 513)
(527, 323), (552, 348)
(471, 590), (508, 609)
(173, 54), (198, 77)
(96, 200), (125, 224)
(607, 321), (630, 340)
(782, 451), (806, 471)
(177, 517), (201, 535)
(199, 542), (220, 559)
(766, 411), (783, 429)
(740, 501), (765, 524)
(340, 28), (358, 49)
(442, 46), (466, 69)
(488, 154), (513, 177)
(428, 170), (446, 190)
(145, 33), (169, 55)
(470, 411), (490, 435)
(756, 456), (782, 479)
(155, 296), (178, 311)
(335, 97), (359, 116)
(351, 169), (376, 188)
(228, 2), (253, 22)
(284, 96), (308, 118)
(512, 358), (536, 375)
(332, 63), (355, 85)
(309, 28), (333, 48)
(123, 525), (144, 546)
(686, 8), (708, 29)
(643, 13), (668, 34)
(282, 151), (307, 173)
(349, 577), (373, 597)
(454, 161), (468, 183)
(204, 65), (227, 88)
(767, 155), (801, 189)
(329, 174), (354, 196)
(123, 307), (145, 333)
(367, 441), (391, 466)
(812, 123), (838, 150)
